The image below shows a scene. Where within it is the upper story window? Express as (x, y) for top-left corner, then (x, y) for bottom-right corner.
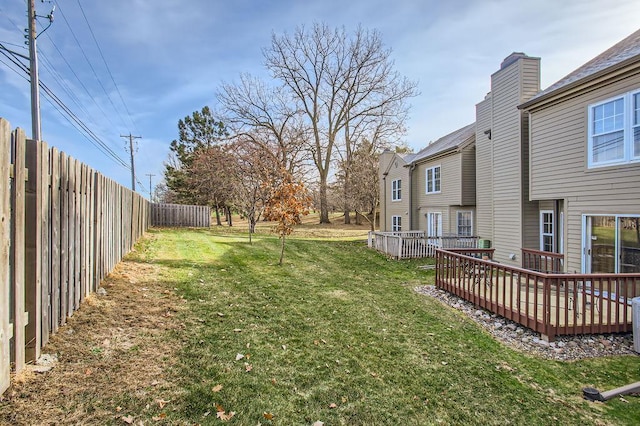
(391, 179), (401, 201)
(426, 166), (441, 194)
(588, 90), (640, 168)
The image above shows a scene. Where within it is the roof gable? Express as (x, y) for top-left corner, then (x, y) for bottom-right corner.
(409, 123), (475, 165)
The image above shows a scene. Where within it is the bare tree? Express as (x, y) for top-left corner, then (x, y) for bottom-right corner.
(218, 74), (308, 175)
(264, 23), (416, 223)
(228, 137), (280, 242)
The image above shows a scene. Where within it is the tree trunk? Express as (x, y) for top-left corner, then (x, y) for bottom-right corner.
(215, 205), (222, 226)
(319, 176), (330, 223)
(279, 234), (286, 265)
(344, 209), (351, 225)
(355, 211), (362, 225)
(227, 206), (233, 226)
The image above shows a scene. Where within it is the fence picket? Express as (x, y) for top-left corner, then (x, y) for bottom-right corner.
(0, 119), (11, 395)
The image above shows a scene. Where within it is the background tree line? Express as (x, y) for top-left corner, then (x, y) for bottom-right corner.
(159, 22), (416, 231)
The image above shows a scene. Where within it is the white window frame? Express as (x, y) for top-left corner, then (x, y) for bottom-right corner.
(587, 89), (640, 168)
(540, 210), (554, 252)
(456, 211), (473, 237)
(427, 212), (442, 237)
(391, 215), (402, 232)
(425, 165), (441, 194)
(391, 179), (401, 201)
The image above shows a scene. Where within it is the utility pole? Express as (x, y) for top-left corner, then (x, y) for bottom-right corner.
(145, 173), (155, 202)
(27, 0), (41, 141)
(121, 133), (141, 191)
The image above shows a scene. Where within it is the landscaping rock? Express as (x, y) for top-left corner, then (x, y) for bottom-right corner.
(414, 285), (636, 360)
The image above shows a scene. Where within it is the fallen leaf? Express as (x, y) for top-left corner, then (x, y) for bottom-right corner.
(85, 368), (92, 376)
(152, 413), (167, 421)
(313, 340), (319, 345)
(203, 411), (211, 417)
(217, 312), (225, 317)
(370, 372), (378, 378)
(235, 353), (245, 361)
(282, 345), (287, 350)
(271, 378), (277, 385)
(263, 412), (274, 420)
(341, 396), (347, 403)
(156, 399), (170, 409)
(216, 410), (235, 421)
(329, 403), (337, 409)
(233, 329), (242, 332)
(212, 384), (223, 393)
(122, 415), (134, 424)
(441, 361), (448, 365)
(313, 422), (324, 426)
(245, 363), (253, 372)
(215, 403), (224, 412)
(116, 406), (122, 412)
(151, 380), (159, 386)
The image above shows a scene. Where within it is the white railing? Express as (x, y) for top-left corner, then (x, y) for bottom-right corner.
(368, 231), (480, 259)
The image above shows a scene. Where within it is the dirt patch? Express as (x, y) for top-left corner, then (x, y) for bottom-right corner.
(0, 258), (185, 425)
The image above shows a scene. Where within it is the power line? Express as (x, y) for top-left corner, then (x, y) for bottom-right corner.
(75, 0), (139, 134)
(0, 42), (131, 169)
(55, 2), (130, 132)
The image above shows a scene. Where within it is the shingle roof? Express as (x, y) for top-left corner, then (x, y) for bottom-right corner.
(408, 123), (475, 165)
(520, 28), (640, 108)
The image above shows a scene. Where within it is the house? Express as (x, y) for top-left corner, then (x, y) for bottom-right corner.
(379, 123), (476, 237)
(378, 28), (640, 274)
(519, 28), (640, 274)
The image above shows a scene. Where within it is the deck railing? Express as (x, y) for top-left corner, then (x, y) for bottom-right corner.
(435, 249), (640, 340)
(368, 231), (480, 259)
(522, 248), (564, 273)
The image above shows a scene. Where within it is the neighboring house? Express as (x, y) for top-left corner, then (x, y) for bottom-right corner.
(519, 28), (640, 274)
(378, 28), (640, 274)
(379, 151), (411, 232)
(379, 124), (476, 236)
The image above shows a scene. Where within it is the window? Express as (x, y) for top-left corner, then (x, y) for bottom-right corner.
(426, 166), (441, 194)
(427, 212), (442, 237)
(588, 90), (640, 167)
(457, 211), (472, 236)
(540, 210), (554, 252)
(391, 179), (401, 201)
(392, 215), (402, 232)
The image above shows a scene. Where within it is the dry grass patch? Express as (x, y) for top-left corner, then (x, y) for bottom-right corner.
(0, 248), (185, 425)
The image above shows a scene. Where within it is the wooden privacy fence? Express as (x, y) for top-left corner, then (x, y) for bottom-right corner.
(436, 249), (640, 341)
(151, 203), (210, 227)
(0, 118), (150, 395)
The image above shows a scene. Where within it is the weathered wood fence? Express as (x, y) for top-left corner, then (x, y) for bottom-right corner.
(151, 203), (210, 227)
(0, 118), (150, 395)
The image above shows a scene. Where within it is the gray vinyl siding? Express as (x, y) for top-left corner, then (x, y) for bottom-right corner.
(528, 70), (640, 272)
(475, 96), (493, 242)
(461, 145), (476, 206)
(479, 56), (540, 265)
(491, 61), (524, 265)
(380, 155), (410, 231)
(414, 154), (463, 208)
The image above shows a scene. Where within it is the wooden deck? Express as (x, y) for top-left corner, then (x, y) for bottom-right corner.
(436, 250), (640, 340)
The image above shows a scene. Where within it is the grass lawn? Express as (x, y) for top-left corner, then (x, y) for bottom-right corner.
(1, 216), (638, 425)
(142, 222), (637, 425)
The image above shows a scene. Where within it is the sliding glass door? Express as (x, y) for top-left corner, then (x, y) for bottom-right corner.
(584, 215), (640, 273)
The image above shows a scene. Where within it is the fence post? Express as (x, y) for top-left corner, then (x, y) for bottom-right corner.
(24, 138), (42, 362)
(633, 297), (640, 353)
(0, 119), (12, 395)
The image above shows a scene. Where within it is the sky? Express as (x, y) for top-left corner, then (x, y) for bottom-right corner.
(1, 0), (639, 198)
